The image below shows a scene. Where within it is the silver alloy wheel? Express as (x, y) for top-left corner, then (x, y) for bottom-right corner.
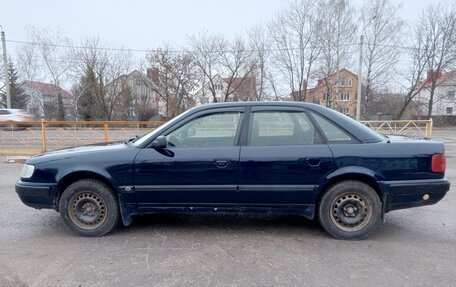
(330, 192), (373, 232)
(68, 191), (107, 230)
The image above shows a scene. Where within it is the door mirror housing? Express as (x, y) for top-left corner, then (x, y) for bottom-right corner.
(151, 136), (167, 149)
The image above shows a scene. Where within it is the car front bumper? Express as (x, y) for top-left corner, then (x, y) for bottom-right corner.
(15, 180), (58, 210)
(381, 178), (450, 212)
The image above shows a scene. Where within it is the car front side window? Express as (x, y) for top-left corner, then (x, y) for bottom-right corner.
(165, 112), (242, 148)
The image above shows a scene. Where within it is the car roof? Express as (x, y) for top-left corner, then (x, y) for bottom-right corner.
(190, 101), (384, 143)
(194, 101), (315, 109)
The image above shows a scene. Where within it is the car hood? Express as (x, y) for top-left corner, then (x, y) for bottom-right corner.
(27, 142), (130, 164)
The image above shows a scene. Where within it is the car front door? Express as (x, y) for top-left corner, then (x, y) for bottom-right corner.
(134, 107), (244, 208)
(238, 107), (335, 210)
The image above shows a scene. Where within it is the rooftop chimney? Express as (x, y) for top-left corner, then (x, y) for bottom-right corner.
(427, 70), (443, 81)
(147, 68), (159, 84)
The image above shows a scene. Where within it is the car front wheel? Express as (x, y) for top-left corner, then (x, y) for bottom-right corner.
(318, 180), (382, 240)
(59, 179), (119, 236)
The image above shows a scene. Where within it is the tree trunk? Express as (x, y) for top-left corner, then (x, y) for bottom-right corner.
(57, 94), (65, 121)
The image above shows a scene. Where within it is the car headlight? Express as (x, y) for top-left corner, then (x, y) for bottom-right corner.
(20, 164), (35, 179)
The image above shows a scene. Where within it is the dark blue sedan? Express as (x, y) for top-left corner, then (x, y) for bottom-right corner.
(15, 102), (450, 239)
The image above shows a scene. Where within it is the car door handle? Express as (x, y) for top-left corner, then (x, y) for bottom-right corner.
(306, 158), (321, 167)
(214, 159), (230, 168)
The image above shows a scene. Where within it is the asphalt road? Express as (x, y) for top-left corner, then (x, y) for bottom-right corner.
(0, 130), (455, 287)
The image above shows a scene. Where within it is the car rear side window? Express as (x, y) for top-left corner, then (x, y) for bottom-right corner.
(249, 111), (322, 146)
(311, 112), (353, 142)
(165, 112), (242, 148)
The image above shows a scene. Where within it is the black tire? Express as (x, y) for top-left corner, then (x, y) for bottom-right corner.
(59, 179), (119, 237)
(318, 180), (382, 240)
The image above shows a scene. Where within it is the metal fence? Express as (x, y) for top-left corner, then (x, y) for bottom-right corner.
(359, 119), (433, 139)
(0, 120), (165, 155)
(0, 119), (433, 155)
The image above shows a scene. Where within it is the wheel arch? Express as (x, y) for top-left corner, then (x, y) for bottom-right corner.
(316, 168), (386, 219)
(56, 170), (118, 211)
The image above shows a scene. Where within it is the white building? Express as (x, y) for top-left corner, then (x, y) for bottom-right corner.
(20, 81), (73, 119)
(108, 70), (162, 120)
(416, 71), (456, 115)
(194, 75), (257, 105)
(125, 70), (162, 120)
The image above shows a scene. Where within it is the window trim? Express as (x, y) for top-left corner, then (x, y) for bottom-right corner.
(339, 78), (346, 87)
(340, 108), (350, 115)
(341, 92), (350, 101)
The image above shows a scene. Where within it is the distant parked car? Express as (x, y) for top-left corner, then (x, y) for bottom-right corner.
(15, 102), (450, 240)
(0, 109), (35, 127)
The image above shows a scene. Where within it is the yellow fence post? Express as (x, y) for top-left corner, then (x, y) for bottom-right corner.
(428, 118), (433, 138)
(41, 120), (48, 152)
(104, 122), (109, 143)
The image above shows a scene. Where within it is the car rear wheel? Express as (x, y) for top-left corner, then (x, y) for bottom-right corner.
(318, 180), (382, 240)
(59, 179), (119, 236)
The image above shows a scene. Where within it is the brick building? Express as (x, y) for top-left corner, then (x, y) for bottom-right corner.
(307, 69), (359, 117)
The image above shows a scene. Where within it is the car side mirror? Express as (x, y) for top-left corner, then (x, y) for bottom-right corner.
(151, 135), (167, 149)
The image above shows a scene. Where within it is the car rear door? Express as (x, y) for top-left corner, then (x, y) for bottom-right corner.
(238, 106), (335, 208)
(133, 107), (245, 208)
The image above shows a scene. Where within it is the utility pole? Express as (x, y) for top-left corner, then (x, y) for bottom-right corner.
(356, 35), (363, 121)
(1, 28), (11, 109)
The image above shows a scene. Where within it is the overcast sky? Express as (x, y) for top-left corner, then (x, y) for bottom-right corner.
(2, 0), (437, 52)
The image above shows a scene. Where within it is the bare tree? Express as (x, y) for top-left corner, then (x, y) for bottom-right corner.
(219, 36), (257, 102)
(16, 41), (41, 82)
(267, 71), (281, 101)
(248, 24), (272, 101)
(360, 0), (404, 119)
(189, 32), (256, 103)
(70, 38), (133, 120)
(26, 26), (72, 120)
(147, 47), (199, 119)
(418, 2), (456, 118)
(269, 0), (322, 102)
(395, 26), (428, 119)
(317, 0), (356, 108)
(188, 32), (225, 102)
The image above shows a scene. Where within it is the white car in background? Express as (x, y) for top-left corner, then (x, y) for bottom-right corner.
(0, 109), (35, 128)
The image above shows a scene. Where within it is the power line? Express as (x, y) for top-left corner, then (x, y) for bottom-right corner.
(6, 38), (367, 54)
(7, 39), (152, 53)
(9, 37), (448, 55)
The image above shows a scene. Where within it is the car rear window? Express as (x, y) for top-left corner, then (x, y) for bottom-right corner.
(311, 112), (354, 143)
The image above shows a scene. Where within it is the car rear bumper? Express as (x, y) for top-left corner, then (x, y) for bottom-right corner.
(380, 178), (450, 212)
(15, 180), (58, 209)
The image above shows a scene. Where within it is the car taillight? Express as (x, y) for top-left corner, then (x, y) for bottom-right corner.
(431, 154), (446, 173)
